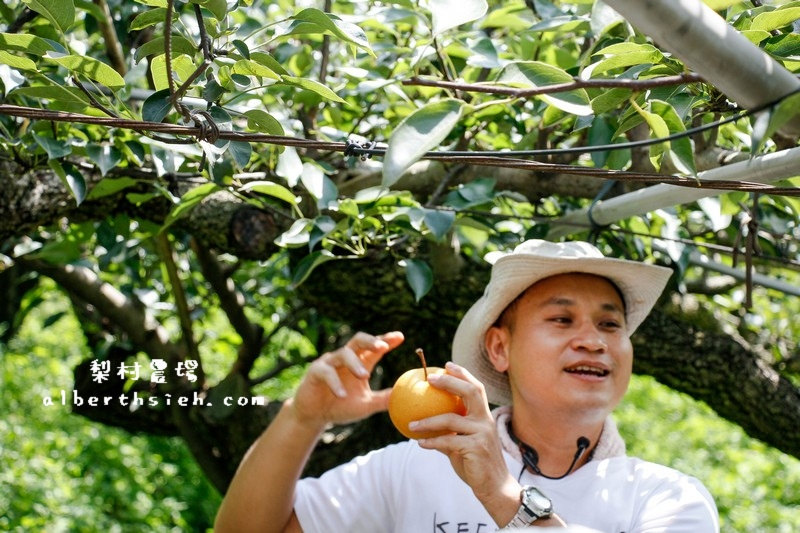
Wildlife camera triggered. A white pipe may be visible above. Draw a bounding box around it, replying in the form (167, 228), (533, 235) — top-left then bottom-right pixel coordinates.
(546, 146), (800, 239)
(604, 0), (800, 135)
(688, 251), (800, 297)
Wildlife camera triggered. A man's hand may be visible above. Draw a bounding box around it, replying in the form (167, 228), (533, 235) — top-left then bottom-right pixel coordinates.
(288, 331), (405, 430)
(409, 361), (524, 525)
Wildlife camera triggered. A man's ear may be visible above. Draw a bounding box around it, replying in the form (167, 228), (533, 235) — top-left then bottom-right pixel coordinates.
(485, 326), (510, 373)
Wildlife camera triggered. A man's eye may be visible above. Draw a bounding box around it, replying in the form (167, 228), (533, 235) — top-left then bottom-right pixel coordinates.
(601, 320), (622, 329)
(550, 317), (572, 324)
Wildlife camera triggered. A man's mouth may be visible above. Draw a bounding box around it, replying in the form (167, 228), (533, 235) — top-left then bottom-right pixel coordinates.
(564, 364), (610, 377)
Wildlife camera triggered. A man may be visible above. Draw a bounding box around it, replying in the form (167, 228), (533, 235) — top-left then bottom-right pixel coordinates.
(215, 240), (719, 532)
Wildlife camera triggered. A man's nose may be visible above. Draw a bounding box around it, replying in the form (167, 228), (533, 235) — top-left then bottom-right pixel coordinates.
(570, 324), (608, 352)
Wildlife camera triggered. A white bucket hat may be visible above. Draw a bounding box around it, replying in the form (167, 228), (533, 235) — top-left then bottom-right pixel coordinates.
(451, 239), (673, 406)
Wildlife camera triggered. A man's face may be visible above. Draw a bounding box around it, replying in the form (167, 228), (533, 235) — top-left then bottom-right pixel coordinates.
(485, 273), (633, 421)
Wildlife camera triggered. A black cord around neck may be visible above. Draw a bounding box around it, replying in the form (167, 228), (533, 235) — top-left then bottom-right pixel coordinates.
(507, 421), (591, 481)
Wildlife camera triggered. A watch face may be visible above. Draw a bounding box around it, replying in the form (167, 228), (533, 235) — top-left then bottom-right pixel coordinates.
(524, 486), (553, 515)
(529, 490), (551, 509)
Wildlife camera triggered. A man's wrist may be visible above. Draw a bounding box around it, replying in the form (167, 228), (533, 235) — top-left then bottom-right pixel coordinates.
(476, 476), (522, 528)
(498, 485), (554, 529)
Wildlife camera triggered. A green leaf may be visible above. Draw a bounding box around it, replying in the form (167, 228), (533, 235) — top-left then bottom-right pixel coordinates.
(591, 88), (631, 115)
(44, 52), (125, 90)
(288, 8), (374, 56)
(126, 192), (159, 205)
(141, 88), (173, 122)
(239, 180), (298, 207)
(228, 141), (252, 168)
(130, 8), (170, 31)
(740, 29), (771, 45)
(590, 42), (664, 74)
(249, 51), (289, 76)
(383, 99), (465, 187)
(0, 33), (56, 55)
(301, 163), (338, 208)
(702, 0), (741, 10)
(650, 100), (696, 176)
(276, 147), (303, 186)
(498, 61), (592, 116)
(33, 133), (71, 159)
(22, 0), (74, 34)
(478, 4), (531, 31)
(430, 0), (488, 36)
(86, 144), (123, 177)
(528, 15), (588, 33)
(751, 92), (800, 153)
(281, 76), (346, 104)
(0, 50), (37, 71)
(764, 33), (800, 59)
(191, 0), (227, 21)
(444, 177), (496, 208)
(403, 258), (433, 302)
(337, 198), (359, 217)
(160, 183), (220, 232)
(422, 208), (455, 240)
(87, 177), (138, 200)
(751, 7), (800, 32)
(133, 35), (197, 63)
(630, 99), (670, 171)
(149, 54), (195, 91)
(74, 0), (106, 21)
(231, 39), (250, 59)
(276, 218), (312, 247)
(292, 249), (336, 287)
(10, 85), (90, 104)
(231, 59), (281, 80)
(309, 215), (336, 250)
(588, 116), (613, 168)
(49, 160), (86, 206)
(243, 109), (284, 135)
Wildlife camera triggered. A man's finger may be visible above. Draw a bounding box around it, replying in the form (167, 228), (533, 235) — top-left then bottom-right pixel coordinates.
(346, 331), (404, 367)
(427, 362), (488, 415)
(310, 360), (347, 398)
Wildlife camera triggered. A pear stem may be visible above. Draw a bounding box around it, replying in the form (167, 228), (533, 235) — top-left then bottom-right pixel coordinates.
(416, 348), (428, 381)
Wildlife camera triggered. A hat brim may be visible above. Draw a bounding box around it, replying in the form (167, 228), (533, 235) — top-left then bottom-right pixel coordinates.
(451, 253), (672, 406)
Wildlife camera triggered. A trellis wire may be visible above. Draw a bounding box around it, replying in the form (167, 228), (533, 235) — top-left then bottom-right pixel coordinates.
(0, 103), (798, 197)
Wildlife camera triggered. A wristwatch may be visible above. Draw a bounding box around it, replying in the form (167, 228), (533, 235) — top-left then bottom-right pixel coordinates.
(503, 485), (553, 528)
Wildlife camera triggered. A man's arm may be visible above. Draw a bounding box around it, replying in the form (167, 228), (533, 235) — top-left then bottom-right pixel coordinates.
(214, 332), (405, 533)
(214, 399), (324, 533)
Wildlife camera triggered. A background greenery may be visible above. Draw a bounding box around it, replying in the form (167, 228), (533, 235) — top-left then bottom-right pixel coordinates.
(3, 288), (798, 532)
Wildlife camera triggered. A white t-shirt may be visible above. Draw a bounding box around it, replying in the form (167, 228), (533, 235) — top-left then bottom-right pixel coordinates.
(294, 440), (718, 533)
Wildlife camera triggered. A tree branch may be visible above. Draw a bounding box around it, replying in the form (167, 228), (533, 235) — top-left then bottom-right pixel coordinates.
(191, 238), (264, 378)
(18, 258), (186, 370)
(402, 72), (706, 98)
(155, 233), (204, 383)
(6, 7), (36, 33)
(93, 0), (127, 76)
(634, 305), (800, 459)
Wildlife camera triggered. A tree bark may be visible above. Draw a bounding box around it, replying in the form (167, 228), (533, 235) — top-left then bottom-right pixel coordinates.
(633, 305), (800, 458)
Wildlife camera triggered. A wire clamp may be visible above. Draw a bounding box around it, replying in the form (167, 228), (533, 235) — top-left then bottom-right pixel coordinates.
(344, 139), (377, 161)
